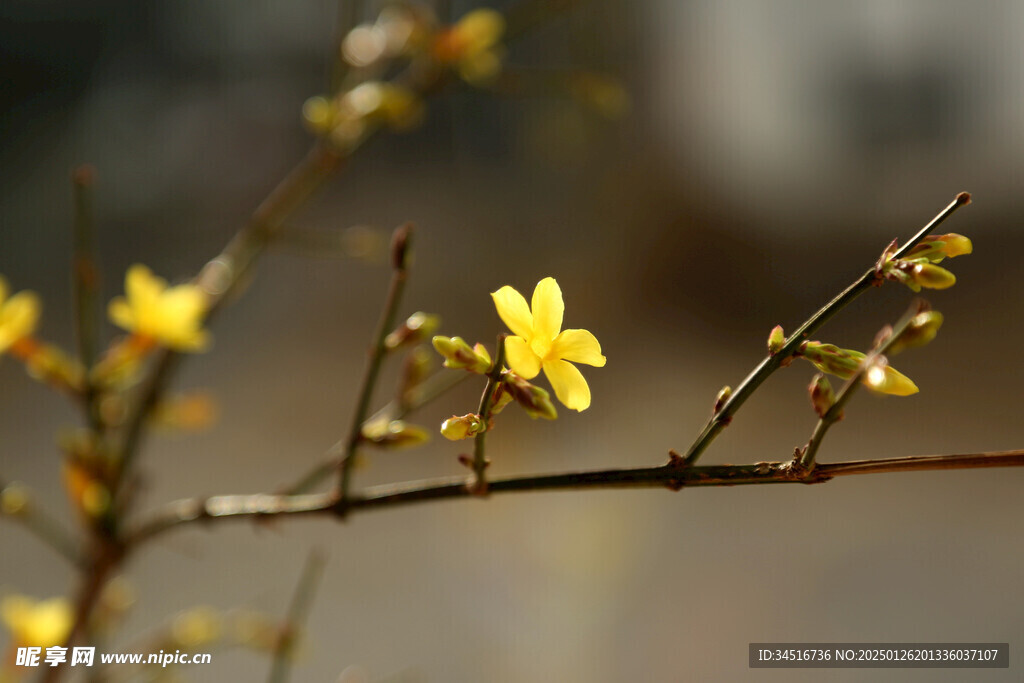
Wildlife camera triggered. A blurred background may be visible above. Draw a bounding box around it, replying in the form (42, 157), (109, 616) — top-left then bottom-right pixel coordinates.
(1, 0), (1022, 681)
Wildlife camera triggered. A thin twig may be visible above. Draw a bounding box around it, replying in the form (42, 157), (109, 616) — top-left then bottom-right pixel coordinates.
(109, 144), (344, 511)
(127, 449), (1024, 546)
(283, 369), (469, 495)
(337, 224), (414, 503)
(469, 335), (507, 494)
(267, 549), (328, 683)
(681, 192), (971, 466)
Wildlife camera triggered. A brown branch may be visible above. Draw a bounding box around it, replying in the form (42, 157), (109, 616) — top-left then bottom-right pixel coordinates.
(337, 224), (413, 503)
(127, 449), (1024, 547)
(468, 335), (507, 494)
(680, 192), (971, 467)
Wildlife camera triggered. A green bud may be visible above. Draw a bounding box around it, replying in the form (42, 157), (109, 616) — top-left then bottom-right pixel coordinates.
(799, 341), (917, 396)
(431, 336), (491, 373)
(713, 386), (732, 413)
(399, 347), (434, 400)
(488, 382), (514, 415)
(799, 342), (864, 379)
(385, 311), (442, 350)
(361, 419), (430, 448)
(889, 311), (944, 354)
(808, 373), (837, 419)
(503, 372), (558, 420)
(882, 258), (957, 292)
(440, 413), (485, 441)
(767, 325), (785, 355)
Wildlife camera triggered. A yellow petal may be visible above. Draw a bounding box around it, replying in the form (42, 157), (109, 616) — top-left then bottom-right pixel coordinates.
(1, 595), (72, 647)
(108, 297), (136, 331)
(0, 291), (41, 351)
(542, 359), (591, 411)
(863, 365), (919, 396)
(550, 328), (606, 367)
(24, 598), (72, 646)
(530, 277), (563, 345)
(491, 285), (533, 339)
(168, 329), (211, 353)
(942, 233), (972, 257)
(157, 286), (207, 343)
(504, 335), (541, 378)
(1, 595), (30, 631)
(126, 264), (162, 310)
(0, 276), (8, 304)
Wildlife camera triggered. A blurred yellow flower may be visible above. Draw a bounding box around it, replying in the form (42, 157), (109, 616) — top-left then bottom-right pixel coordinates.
(108, 265), (210, 352)
(1, 595), (72, 649)
(491, 277), (605, 411)
(0, 277), (41, 356)
(435, 8), (506, 85)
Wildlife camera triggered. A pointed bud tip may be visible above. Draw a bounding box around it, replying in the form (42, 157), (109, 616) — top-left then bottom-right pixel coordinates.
(767, 325), (785, 355)
(390, 223), (414, 270)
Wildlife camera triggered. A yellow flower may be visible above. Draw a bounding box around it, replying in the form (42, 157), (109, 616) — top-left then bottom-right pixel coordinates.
(491, 277), (606, 411)
(0, 277), (41, 356)
(1, 595), (72, 649)
(108, 265), (210, 352)
(434, 9), (506, 85)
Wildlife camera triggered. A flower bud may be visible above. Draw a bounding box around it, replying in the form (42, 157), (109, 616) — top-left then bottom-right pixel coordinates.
(172, 606), (223, 648)
(910, 262), (956, 290)
(713, 386), (731, 413)
(882, 258), (957, 292)
(0, 281), (41, 356)
(361, 419), (430, 448)
(432, 336), (491, 373)
(152, 392), (218, 432)
(889, 311), (944, 354)
(1, 482), (30, 516)
(440, 413), (485, 441)
(17, 341), (85, 394)
(503, 372), (558, 420)
(905, 233), (973, 262)
(767, 325), (785, 355)
(342, 24), (388, 68)
(800, 341), (918, 396)
(799, 342), (863, 379)
(302, 95), (336, 134)
(61, 460), (110, 519)
(385, 311), (441, 350)
(399, 347), (434, 400)
(488, 382), (514, 415)
(808, 373), (837, 419)
(863, 358), (918, 396)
